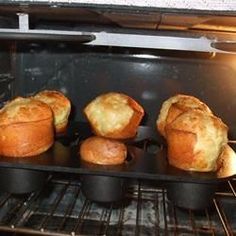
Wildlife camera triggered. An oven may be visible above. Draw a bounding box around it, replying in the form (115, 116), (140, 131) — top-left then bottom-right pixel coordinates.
(0, 2), (236, 235)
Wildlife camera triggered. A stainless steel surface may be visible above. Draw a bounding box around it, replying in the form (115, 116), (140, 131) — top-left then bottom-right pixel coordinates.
(88, 32), (222, 53)
(3, 0), (236, 11)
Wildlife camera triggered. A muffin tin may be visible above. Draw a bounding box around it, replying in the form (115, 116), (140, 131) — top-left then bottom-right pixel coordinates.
(0, 122), (235, 209)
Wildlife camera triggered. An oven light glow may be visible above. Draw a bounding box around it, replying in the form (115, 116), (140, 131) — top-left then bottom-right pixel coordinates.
(132, 54), (161, 59)
(141, 91), (157, 100)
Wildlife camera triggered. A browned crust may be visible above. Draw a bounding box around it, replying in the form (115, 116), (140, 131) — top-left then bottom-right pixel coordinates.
(35, 90), (71, 110)
(93, 96), (144, 139)
(157, 102), (184, 136)
(80, 136), (127, 165)
(167, 109), (228, 136)
(85, 93), (144, 139)
(157, 122), (166, 138)
(55, 120), (69, 135)
(157, 94), (212, 137)
(165, 110), (228, 172)
(34, 90), (71, 134)
(217, 145), (236, 177)
(166, 103), (189, 126)
(0, 118), (54, 157)
(166, 128), (198, 171)
(0, 97), (53, 126)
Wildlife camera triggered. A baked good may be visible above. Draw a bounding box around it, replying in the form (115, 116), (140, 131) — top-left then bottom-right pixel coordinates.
(165, 109), (228, 172)
(80, 136), (127, 165)
(84, 92), (144, 139)
(0, 97), (54, 157)
(34, 90), (71, 134)
(157, 94), (212, 137)
(217, 145), (236, 177)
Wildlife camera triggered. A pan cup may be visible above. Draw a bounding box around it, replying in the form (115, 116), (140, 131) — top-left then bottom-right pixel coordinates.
(0, 167), (48, 194)
(166, 181), (217, 210)
(80, 174), (127, 203)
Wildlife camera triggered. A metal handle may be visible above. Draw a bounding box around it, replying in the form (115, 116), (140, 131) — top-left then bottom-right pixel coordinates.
(211, 41), (236, 53)
(0, 13), (95, 43)
(0, 31), (95, 43)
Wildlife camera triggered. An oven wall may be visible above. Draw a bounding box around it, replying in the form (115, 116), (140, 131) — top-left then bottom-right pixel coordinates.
(0, 43), (13, 107)
(10, 42), (236, 137)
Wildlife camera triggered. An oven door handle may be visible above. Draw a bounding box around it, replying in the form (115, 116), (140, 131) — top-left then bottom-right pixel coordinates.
(0, 30), (95, 43)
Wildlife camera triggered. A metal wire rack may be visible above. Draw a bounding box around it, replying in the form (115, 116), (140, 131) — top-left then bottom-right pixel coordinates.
(0, 173), (235, 236)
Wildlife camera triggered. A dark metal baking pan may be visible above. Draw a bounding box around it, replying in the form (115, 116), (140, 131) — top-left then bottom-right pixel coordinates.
(0, 122), (234, 184)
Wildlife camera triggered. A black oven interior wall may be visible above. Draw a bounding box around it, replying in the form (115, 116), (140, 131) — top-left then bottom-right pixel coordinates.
(1, 42), (236, 137)
(0, 42), (13, 107)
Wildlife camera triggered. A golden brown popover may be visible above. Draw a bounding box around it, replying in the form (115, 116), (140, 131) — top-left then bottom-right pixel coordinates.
(80, 136), (127, 165)
(157, 94), (212, 137)
(0, 97), (54, 157)
(165, 109), (228, 172)
(34, 90), (71, 134)
(84, 92), (144, 139)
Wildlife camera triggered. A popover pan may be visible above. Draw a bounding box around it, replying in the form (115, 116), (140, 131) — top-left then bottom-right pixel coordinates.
(0, 123), (234, 203)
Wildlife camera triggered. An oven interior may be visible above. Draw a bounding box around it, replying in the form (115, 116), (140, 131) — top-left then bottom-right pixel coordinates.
(0, 4), (236, 235)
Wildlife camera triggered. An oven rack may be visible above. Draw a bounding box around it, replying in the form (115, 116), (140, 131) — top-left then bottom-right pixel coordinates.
(0, 174), (235, 236)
